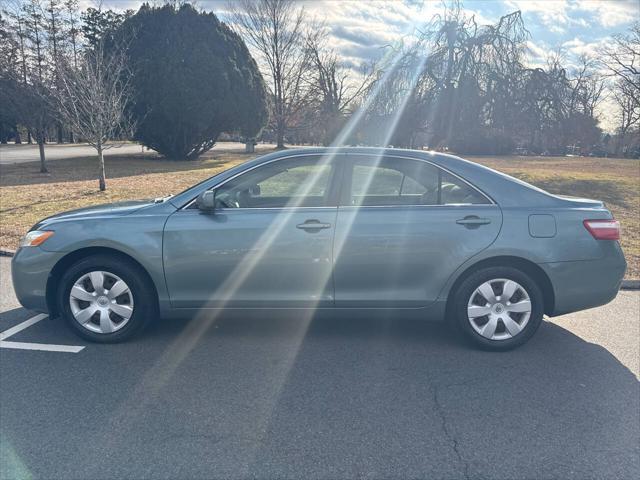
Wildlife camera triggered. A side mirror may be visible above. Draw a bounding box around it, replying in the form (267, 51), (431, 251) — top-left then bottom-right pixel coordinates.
(196, 190), (216, 212)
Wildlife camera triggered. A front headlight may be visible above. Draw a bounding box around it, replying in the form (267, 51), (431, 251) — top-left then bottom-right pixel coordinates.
(19, 230), (54, 248)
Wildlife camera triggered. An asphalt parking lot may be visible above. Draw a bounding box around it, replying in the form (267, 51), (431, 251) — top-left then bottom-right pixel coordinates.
(1, 257), (638, 479)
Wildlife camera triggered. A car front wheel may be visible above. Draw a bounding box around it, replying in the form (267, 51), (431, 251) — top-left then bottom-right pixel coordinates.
(452, 266), (544, 350)
(57, 254), (156, 343)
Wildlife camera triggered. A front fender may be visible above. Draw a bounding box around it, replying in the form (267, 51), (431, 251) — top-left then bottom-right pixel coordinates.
(40, 212), (171, 310)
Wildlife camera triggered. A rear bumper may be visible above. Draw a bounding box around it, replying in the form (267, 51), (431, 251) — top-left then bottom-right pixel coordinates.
(541, 243), (627, 316)
(11, 247), (64, 313)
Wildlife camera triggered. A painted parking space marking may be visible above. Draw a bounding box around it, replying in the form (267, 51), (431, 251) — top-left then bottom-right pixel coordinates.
(0, 340), (85, 353)
(0, 314), (85, 353)
(0, 313), (48, 340)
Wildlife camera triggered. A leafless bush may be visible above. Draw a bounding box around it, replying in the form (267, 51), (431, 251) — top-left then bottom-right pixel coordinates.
(53, 41), (134, 190)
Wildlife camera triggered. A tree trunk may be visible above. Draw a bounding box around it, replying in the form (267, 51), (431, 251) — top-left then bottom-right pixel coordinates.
(98, 143), (106, 191)
(56, 124), (63, 143)
(245, 140), (255, 153)
(276, 120), (286, 149)
(615, 125), (629, 157)
(27, 130), (32, 144)
(38, 136), (47, 173)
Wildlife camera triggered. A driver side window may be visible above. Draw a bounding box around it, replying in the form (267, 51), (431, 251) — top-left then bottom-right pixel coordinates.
(214, 158), (334, 209)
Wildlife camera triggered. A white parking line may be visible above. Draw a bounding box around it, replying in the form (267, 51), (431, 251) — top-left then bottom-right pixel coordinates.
(0, 314), (85, 353)
(0, 313), (48, 340)
(0, 340), (85, 353)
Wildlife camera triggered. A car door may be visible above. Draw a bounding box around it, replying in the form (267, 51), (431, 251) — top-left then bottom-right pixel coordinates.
(163, 155), (340, 308)
(333, 154), (502, 307)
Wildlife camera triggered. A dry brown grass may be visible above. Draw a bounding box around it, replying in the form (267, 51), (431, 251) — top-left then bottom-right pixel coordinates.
(1, 150), (638, 278)
(0, 148), (263, 252)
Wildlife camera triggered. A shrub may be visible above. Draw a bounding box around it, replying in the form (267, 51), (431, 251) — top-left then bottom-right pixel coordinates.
(118, 3), (268, 160)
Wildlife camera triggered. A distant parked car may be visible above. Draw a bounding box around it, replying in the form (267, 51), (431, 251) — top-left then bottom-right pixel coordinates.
(12, 148), (626, 350)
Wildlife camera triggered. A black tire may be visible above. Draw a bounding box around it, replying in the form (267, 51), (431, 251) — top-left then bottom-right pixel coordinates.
(57, 254), (157, 343)
(451, 266), (544, 351)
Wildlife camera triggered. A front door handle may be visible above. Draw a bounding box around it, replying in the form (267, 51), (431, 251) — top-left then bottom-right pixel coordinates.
(296, 219), (332, 231)
(456, 216), (491, 227)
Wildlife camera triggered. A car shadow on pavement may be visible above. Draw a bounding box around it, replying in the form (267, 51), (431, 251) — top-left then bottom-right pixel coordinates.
(1, 311), (638, 480)
(145, 313), (640, 479)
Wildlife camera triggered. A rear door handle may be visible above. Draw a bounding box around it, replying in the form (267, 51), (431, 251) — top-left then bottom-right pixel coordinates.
(456, 216), (491, 227)
(296, 219), (332, 231)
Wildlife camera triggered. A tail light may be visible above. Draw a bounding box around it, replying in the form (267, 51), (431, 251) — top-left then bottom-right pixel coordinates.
(583, 219), (620, 240)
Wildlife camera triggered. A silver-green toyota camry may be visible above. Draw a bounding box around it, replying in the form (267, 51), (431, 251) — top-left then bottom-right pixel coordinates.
(11, 148), (626, 350)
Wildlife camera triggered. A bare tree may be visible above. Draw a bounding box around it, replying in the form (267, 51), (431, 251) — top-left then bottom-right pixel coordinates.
(23, 0), (47, 82)
(612, 79), (640, 155)
(23, 0), (51, 153)
(3, 3), (29, 87)
(359, 8), (532, 151)
(63, 0), (79, 142)
(52, 41), (134, 191)
(64, 0), (79, 68)
(601, 23), (640, 99)
(2, 3), (51, 165)
(305, 27), (373, 145)
(601, 23), (640, 155)
(568, 54), (605, 118)
(228, 0), (310, 148)
(45, 0), (66, 143)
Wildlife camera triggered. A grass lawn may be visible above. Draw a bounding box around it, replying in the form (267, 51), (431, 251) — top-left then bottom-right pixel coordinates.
(1, 149), (638, 279)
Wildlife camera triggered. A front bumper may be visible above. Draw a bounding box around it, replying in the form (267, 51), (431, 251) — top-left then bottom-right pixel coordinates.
(11, 247), (65, 313)
(541, 243), (627, 316)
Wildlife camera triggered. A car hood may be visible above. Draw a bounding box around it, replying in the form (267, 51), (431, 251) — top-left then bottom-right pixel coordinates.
(33, 200), (155, 229)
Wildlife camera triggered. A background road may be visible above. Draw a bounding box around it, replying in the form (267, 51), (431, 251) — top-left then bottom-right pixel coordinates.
(0, 142), (276, 165)
(0, 256), (638, 479)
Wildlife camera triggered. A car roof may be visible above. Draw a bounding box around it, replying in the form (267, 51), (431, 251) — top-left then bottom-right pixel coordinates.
(170, 147), (563, 209)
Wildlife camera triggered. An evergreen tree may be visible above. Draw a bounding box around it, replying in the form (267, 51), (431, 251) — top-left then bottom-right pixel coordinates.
(81, 7), (131, 49)
(116, 3), (268, 160)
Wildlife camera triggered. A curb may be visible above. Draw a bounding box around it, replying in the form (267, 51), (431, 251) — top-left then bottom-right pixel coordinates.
(622, 280), (640, 290)
(0, 247), (638, 289)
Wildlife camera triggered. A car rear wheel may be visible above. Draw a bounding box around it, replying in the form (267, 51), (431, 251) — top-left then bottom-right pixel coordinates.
(452, 266), (544, 350)
(57, 255), (156, 343)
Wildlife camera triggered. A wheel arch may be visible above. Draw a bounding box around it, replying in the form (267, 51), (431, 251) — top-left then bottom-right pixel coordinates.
(46, 246), (159, 317)
(445, 255), (555, 317)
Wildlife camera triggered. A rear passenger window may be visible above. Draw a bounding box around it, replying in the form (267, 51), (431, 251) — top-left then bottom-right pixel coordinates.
(349, 157), (490, 206)
(440, 171), (490, 205)
(350, 161), (437, 206)
(351, 165), (427, 198)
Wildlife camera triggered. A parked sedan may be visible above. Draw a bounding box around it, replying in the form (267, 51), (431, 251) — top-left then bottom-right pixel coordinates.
(12, 148), (626, 350)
